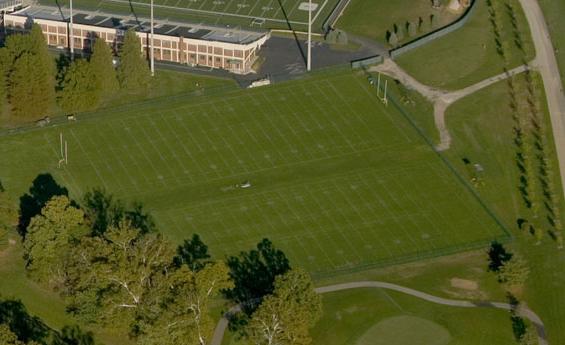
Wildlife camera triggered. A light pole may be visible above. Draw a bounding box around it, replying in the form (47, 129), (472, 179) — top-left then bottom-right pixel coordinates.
(69, 0), (74, 60)
(307, 0), (312, 71)
(150, 0), (155, 76)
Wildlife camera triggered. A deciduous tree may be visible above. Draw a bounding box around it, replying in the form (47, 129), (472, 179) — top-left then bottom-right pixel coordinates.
(23, 195), (85, 286)
(173, 234), (211, 271)
(246, 268), (322, 345)
(498, 254), (529, 288)
(140, 262), (233, 345)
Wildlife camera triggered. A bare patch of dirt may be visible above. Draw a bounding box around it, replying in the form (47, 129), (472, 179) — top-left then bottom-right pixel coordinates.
(450, 278), (479, 290)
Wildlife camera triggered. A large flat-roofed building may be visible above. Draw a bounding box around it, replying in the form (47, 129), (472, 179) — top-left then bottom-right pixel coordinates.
(3, 6), (270, 74)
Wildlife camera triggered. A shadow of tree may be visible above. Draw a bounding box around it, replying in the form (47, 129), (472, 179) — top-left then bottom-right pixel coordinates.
(18, 174), (68, 237)
(52, 325), (95, 345)
(0, 298), (51, 343)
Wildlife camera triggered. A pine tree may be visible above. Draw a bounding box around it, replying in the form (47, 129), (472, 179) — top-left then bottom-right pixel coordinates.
(408, 21), (417, 37)
(117, 29), (151, 91)
(5, 24), (55, 119)
(90, 38), (118, 97)
(59, 59), (101, 114)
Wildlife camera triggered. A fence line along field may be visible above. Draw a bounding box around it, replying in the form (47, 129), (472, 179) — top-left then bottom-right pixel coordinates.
(42, 0), (339, 30)
(0, 70), (507, 274)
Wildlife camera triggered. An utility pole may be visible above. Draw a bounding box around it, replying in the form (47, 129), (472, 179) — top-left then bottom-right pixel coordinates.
(150, 0), (155, 76)
(69, 0), (74, 60)
(307, 0), (312, 71)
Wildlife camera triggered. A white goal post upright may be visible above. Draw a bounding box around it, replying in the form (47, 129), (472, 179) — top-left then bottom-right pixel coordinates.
(307, 0), (312, 71)
(60, 132), (64, 158)
(65, 140), (68, 165)
(375, 73), (388, 106)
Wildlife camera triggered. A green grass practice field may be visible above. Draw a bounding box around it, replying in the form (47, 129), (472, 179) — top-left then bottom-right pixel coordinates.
(0, 69), (507, 274)
(41, 0), (338, 30)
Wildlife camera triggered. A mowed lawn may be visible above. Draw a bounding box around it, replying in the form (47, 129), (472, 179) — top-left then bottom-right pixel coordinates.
(43, 0), (338, 30)
(0, 70), (507, 274)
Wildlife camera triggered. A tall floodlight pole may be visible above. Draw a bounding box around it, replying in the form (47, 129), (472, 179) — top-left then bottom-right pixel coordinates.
(70, 0), (74, 60)
(306, 0), (312, 71)
(150, 0), (155, 76)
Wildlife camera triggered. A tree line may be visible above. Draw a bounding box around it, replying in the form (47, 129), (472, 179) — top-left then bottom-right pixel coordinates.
(0, 25), (151, 120)
(1, 174), (322, 345)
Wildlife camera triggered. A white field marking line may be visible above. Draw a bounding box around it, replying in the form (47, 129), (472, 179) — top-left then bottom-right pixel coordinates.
(305, 186), (365, 263)
(198, 0), (212, 11)
(383, 168), (440, 247)
(100, 126), (145, 193)
(274, 189), (339, 268)
(135, 118), (179, 186)
(288, 86), (347, 155)
(102, 0), (309, 24)
(303, 185), (365, 263)
(341, 176), (396, 258)
(118, 118), (166, 187)
(285, 104), (330, 159)
(258, 0), (276, 18)
(225, 120), (264, 173)
(174, 0), (182, 7)
(163, 157), (426, 219)
(328, 178), (390, 262)
(68, 128), (110, 190)
(355, 170), (417, 254)
(310, 0), (328, 23)
(262, 95), (316, 160)
(152, 115), (193, 179)
(246, 0), (262, 16)
(257, 93), (306, 155)
(406, 164), (461, 247)
(209, 102), (254, 174)
(326, 79), (397, 148)
(160, 112), (201, 183)
(293, 233), (328, 272)
(271, 0), (287, 19)
(313, 83), (375, 149)
(350, 76), (416, 144)
(176, 111), (206, 153)
(198, 111), (239, 176)
(373, 169), (424, 252)
(105, 124), (150, 192)
(399, 172), (450, 249)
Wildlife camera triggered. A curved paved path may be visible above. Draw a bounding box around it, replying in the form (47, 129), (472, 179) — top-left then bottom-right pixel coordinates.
(370, 59), (529, 151)
(211, 281), (547, 345)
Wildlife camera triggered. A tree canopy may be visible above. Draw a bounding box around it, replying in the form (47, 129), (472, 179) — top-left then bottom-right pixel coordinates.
(224, 239), (290, 314)
(173, 234), (211, 271)
(58, 59), (101, 114)
(246, 268), (322, 345)
(23, 195), (86, 286)
(90, 38), (118, 97)
(117, 29), (150, 91)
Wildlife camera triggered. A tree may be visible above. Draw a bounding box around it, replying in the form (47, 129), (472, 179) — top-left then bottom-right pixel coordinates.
(224, 239), (290, 314)
(18, 174), (68, 236)
(117, 29), (150, 91)
(5, 24), (55, 119)
(23, 195), (85, 286)
(65, 222), (173, 326)
(90, 38), (118, 97)
(0, 324), (26, 345)
(246, 268), (322, 345)
(58, 59), (101, 114)
(140, 262), (233, 345)
(487, 241), (512, 272)
(52, 325), (95, 345)
(173, 234), (211, 271)
(395, 24), (404, 41)
(82, 188), (155, 236)
(388, 31), (399, 47)
(498, 255), (530, 288)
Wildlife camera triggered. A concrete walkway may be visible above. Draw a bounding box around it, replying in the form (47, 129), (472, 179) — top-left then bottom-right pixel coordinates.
(517, 0), (565, 206)
(370, 59), (529, 151)
(211, 281), (547, 345)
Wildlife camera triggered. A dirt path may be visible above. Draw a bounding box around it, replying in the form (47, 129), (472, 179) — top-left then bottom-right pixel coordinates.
(370, 59), (529, 151)
(516, 0), (565, 205)
(211, 280), (547, 345)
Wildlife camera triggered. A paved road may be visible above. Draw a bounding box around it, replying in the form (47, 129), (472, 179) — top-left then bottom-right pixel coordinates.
(517, 0), (565, 203)
(211, 281), (547, 345)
